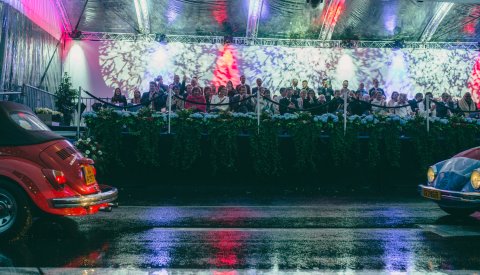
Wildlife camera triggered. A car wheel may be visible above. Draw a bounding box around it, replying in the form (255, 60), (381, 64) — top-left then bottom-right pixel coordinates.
(0, 180), (33, 242)
(439, 206), (476, 216)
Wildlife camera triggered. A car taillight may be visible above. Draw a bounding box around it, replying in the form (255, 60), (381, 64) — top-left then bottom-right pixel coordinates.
(42, 169), (66, 189)
(55, 173), (67, 185)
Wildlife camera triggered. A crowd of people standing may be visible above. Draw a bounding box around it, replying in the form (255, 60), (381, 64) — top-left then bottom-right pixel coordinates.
(108, 74), (478, 118)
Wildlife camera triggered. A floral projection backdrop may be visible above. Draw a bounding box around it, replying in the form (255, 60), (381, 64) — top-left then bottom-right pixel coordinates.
(97, 40), (480, 101)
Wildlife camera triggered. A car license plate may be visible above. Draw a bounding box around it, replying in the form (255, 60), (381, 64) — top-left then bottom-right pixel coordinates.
(83, 166), (96, 185)
(422, 188), (441, 200)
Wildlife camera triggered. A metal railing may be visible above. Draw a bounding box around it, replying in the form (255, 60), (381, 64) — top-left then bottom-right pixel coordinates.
(0, 85), (24, 103)
(23, 84), (57, 111)
(0, 91), (22, 102)
(1, 85), (112, 112)
(77, 96), (111, 112)
(1, 84), (475, 140)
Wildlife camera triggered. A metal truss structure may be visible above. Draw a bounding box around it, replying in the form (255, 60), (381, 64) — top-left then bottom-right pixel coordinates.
(318, 0), (342, 41)
(420, 3), (454, 42)
(246, 0), (264, 39)
(73, 32), (480, 50)
(133, 0), (150, 34)
(54, 0), (72, 33)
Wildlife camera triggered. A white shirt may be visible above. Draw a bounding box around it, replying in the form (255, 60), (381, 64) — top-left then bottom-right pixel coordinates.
(394, 102), (410, 117)
(211, 95), (229, 111)
(371, 99), (386, 114)
(297, 97), (305, 109)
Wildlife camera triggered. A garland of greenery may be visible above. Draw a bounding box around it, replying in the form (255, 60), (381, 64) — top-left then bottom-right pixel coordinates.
(81, 110), (480, 177)
(83, 108), (125, 167)
(250, 118), (282, 176)
(131, 108), (165, 166)
(447, 116), (479, 156)
(367, 127), (381, 169)
(206, 113), (240, 174)
(169, 110), (202, 170)
(287, 113), (317, 171)
(383, 123), (402, 168)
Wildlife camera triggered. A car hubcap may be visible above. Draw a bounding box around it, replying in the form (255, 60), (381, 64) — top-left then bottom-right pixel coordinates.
(0, 190), (17, 234)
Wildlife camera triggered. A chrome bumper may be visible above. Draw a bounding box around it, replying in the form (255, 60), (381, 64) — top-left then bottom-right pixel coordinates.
(419, 185), (480, 204)
(51, 185), (118, 208)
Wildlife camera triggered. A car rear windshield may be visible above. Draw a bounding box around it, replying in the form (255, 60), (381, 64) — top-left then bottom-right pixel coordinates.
(10, 112), (50, 131)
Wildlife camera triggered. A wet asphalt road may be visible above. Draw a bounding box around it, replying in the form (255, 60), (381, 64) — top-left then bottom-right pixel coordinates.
(2, 196), (480, 272)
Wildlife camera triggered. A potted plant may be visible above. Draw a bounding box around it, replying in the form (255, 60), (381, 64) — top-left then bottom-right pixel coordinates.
(35, 108), (63, 126)
(55, 73), (77, 126)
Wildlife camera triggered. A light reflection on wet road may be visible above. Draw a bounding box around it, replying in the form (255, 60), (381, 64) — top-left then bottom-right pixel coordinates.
(2, 199), (480, 272)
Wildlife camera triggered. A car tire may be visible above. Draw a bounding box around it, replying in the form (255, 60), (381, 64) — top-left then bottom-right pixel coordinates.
(0, 179), (33, 242)
(440, 206), (476, 216)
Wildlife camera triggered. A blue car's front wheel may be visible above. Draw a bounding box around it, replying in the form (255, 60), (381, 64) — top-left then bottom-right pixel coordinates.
(440, 206), (477, 216)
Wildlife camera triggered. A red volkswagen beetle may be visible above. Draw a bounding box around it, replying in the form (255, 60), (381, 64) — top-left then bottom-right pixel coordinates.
(0, 101), (118, 241)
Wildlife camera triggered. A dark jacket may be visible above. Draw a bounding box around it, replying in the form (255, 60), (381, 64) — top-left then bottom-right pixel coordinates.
(252, 86), (263, 95)
(313, 102), (329, 115)
(368, 87), (385, 97)
(279, 97), (299, 115)
(349, 99), (370, 115)
(436, 101), (454, 118)
(303, 98), (318, 110)
(141, 91), (166, 111)
(408, 99), (419, 113)
(111, 95), (127, 106)
(328, 97), (343, 113)
(231, 94), (254, 113)
(236, 84), (251, 94)
(318, 87), (334, 101)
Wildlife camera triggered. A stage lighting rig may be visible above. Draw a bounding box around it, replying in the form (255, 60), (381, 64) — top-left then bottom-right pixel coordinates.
(340, 40), (354, 48)
(224, 35), (233, 44)
(155, 33), (167, 43)
(392, 39), (405, 49)
(306, 0), (323, 8)
(69, 30), (82, 40)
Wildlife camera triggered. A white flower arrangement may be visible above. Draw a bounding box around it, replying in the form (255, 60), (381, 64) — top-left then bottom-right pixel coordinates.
(35, 107), (63, 117)
(75, 137), (104, 161)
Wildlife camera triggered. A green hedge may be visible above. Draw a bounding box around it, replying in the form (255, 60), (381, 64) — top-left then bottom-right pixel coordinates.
(81, 108), (480, 178)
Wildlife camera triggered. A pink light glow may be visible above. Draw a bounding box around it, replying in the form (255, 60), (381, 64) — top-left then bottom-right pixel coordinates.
(464, 22), (476, 35)
(468, 53), (480, 107)
(5, 0), (63, 40)
(321, 0), (345, 29)
(212, 0), (228, 24)
(463, 6), (480, 36)
(212, 44), (241, 87)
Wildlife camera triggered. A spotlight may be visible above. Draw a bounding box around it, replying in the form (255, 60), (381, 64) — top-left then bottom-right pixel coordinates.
(306, 0), (323, 8)
(224, 35), (233, 44)
(69, 30), (82, 40)
(392, 39), (405, 49)
(340, 40), (353, 49)
(155, 33), (167, 43)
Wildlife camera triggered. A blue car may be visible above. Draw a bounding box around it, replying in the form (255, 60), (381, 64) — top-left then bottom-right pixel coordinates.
(419, 147), (480, 216)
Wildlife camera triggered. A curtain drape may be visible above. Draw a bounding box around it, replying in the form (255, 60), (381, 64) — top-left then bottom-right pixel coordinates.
(0, 2), (61, 93)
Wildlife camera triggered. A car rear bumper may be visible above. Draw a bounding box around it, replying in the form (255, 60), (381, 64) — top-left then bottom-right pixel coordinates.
(419, 184), (480, 206)
(50, 185), (118, 208)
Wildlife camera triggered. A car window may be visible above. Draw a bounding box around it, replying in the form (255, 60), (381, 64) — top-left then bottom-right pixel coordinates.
(10, 112), (50, 131)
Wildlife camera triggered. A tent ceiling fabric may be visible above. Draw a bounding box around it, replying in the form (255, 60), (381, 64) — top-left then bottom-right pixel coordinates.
(61, 0), (480, 41)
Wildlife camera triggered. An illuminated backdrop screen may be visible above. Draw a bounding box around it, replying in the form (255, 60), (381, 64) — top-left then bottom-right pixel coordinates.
(63, 40), (480, 101)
